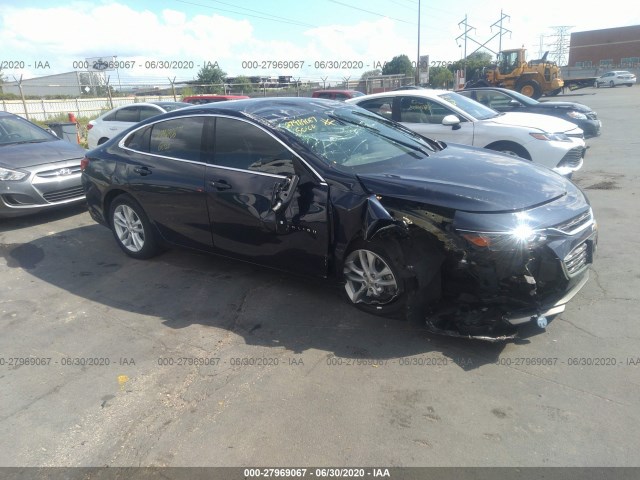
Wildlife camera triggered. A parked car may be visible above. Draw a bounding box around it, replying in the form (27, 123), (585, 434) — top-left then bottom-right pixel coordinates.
(458, 86), (601, 138)
(87, 101), (190, 149)
(0, 111), (87, 218)
(311, 89), (365, 101)
(595, 71), (636, 88)
(392, 85), (427, 91)
(347, 89), (586, 177)
(81, 98), (597, 338)
(182, 95), (250, 105)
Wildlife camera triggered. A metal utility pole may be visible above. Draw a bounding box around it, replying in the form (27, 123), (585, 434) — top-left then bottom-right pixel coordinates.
(456, 15), (475, 82)
(491, 10), (511, 53)
(547, 26), (573, 66)
(416, 0), (421, 85)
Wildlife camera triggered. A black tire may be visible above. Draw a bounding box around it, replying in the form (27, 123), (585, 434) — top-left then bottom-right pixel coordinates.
(97, 137), (109, 145)
(609, 80), (615, 88)
(109, 194), (159, 259)
(516, 80), (542, 99)
(342, 239), (409, 316)
(486, 141), (531, 160)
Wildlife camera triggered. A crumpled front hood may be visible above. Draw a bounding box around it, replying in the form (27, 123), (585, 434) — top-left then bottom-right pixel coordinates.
(488, 111), (580, 133)
(356, 144), (569, 213)
(0, 139), (86, 168)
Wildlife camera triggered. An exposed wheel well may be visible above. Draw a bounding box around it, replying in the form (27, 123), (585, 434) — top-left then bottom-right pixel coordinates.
(485, 141), (531, 160)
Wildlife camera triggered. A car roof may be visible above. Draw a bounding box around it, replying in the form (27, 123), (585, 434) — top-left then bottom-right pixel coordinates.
(313, 89), (361, 93)
(346, 89), (450, 101)
(142, 97), (354, 123)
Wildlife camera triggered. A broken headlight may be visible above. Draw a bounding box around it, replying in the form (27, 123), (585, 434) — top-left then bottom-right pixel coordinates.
(458, 222), (548, 251)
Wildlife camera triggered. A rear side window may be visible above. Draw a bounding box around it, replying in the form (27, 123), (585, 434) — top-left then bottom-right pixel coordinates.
(148, 117), (205, 161)
(123, 125), (152, 152)
(139, 106), (161, 121)
(113, 107), (140, 122)
(357, 97), (394, 120)
(212, 117), (295, 176)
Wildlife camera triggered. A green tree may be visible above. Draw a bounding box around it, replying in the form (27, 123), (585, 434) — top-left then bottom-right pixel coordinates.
(196, 63), (227, 94)
(382, 55), (415, 78)
(231, 75), (255, 93)
(453, 51), (493, 82)
(360, 68), (381, 80)
(428, 67), (454, 89)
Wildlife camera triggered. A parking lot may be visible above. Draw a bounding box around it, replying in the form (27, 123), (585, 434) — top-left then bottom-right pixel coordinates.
(1, 86), (639, 468)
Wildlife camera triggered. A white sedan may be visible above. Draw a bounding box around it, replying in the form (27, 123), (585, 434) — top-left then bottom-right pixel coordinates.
(87, 101), (190, 149)
(595, 71), (636, 88)
(346, 89), (586, 176)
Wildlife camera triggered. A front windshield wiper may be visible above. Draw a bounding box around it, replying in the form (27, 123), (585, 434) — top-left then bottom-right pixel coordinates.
(328, 113), (434, 157)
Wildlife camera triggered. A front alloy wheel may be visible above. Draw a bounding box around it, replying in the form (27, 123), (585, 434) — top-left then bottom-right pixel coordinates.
(343, 248), (399, 306)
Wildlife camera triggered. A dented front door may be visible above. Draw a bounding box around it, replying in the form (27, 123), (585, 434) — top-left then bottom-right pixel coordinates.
(204, 116), (330, 277)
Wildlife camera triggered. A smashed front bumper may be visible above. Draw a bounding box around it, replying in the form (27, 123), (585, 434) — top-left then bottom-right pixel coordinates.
(428, 207), (598, 341)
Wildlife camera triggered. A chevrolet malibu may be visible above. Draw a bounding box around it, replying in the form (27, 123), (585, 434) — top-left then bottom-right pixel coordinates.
(81, 98), (597, 338)
(347, 89), (586, 177)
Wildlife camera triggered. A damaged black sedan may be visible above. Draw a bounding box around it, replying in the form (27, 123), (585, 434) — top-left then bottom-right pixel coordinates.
(81, 98), (597, 339)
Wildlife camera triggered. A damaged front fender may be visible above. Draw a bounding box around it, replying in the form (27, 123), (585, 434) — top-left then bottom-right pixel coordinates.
(362, 195), (409, 241)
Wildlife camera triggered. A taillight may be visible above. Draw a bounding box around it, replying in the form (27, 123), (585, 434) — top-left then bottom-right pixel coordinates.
(80, 157), (89, 171)
(86, 123), (93, 130)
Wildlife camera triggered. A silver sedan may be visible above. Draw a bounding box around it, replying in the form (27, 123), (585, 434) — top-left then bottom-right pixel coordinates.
(0, 111), (87, 218)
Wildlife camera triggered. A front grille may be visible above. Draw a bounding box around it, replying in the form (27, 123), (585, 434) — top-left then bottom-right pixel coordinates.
(42, 186), (85, 203)
(566, 132), (584, 139)
(564, 241), (590, 276)
(553, 210), (593, 235)
(557, 147), (585, 168)
(37, 165), (82, 178)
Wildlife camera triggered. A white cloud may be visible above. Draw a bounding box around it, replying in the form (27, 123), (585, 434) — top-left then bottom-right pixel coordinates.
(0, 2), (422, 84)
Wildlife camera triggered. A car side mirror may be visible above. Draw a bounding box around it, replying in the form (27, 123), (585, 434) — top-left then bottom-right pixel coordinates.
(442, 115), (462, 130)
(272, 174), (299, 212)
(508, 100), (521, 107)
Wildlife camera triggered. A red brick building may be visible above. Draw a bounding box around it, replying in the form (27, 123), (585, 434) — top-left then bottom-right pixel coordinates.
(569, 25), (640, 68)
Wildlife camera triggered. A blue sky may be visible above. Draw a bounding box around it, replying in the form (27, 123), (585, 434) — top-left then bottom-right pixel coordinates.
(1, 0), (638, 86)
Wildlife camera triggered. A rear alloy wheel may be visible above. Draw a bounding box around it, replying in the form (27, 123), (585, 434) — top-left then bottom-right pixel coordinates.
(109, 195), (159, 259)
(343, 241), (406, 315)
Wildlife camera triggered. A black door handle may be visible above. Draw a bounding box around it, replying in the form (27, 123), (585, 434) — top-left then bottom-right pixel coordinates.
(133, 166), (152, 176)
(209, 180), (232, 190)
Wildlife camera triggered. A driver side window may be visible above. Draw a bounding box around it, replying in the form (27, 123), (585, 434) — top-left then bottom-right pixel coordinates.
(399, 97), (456, 124)
(212, 117), (296, 176)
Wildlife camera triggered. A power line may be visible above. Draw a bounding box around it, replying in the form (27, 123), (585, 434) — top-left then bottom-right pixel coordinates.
(327, 0), (416, 25)
(174, 0), (320, 29)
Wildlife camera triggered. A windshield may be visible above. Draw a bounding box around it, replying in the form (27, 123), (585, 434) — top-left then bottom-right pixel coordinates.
(0, 115), (56, 146)
(438, 92), (500, 120)
(499, 89), (540, 106)
(270, 106), (438, 173)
